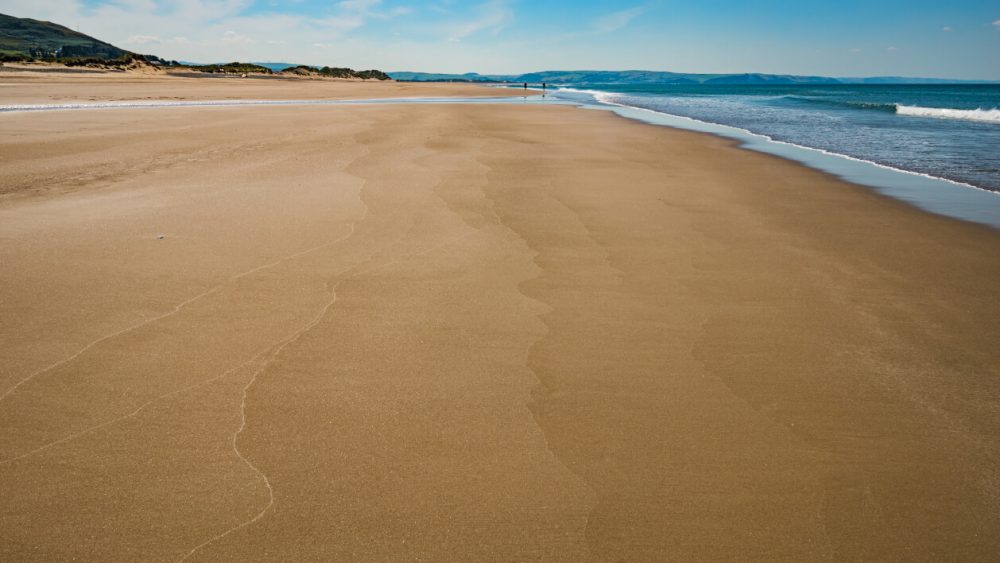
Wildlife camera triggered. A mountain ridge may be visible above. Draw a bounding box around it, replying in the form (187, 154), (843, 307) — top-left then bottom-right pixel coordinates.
(0, 12), (128, 60)
(388, 69), (997, 85)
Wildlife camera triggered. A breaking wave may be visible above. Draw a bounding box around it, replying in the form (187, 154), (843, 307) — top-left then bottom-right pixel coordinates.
(895, 105), (1000, 123)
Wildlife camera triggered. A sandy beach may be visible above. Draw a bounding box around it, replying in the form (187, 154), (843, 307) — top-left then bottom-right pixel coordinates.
(0, 67), (503, 105)
(1, 75), (999, 561)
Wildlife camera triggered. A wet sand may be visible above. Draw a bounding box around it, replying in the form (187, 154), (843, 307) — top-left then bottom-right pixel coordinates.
(1, 77), (999, 561)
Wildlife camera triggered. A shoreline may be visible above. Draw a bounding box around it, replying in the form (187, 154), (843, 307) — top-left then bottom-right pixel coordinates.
(602, 103), (1000, 230)
(552, 87), (1000, 229)
(1, 79), (998, 560)
(0, 69), (503, 104)
(2, 78), (997, 230)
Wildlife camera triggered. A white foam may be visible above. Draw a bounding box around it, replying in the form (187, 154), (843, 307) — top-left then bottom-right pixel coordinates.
(0, 95), (552, 114)
(0, 97), (440, 113)
(573, 91), (997, 196)
(0, 99), (292, 112)
(896, 105), (1000, 124)
(556, 87), (614, 100)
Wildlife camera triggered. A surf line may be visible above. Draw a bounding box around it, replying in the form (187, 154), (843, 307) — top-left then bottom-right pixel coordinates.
(0, 96), (554, 114)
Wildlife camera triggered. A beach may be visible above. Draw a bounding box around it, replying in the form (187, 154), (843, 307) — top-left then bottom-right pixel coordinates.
(1, 75), (999, 561)
(0, 67), (502, 105)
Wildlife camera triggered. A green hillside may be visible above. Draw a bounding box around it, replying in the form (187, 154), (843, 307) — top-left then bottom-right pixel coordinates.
(281, 65), (390, 80)
(0, 13), (129, 60)
(0, 13), (393, 78)
(185, 62), (273, 75)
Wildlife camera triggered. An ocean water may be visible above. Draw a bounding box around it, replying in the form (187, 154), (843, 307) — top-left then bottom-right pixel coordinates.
(554, 84), (1000, 193)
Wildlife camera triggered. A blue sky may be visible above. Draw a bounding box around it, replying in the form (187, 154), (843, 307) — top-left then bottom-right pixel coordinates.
(2, 0), (999, 78)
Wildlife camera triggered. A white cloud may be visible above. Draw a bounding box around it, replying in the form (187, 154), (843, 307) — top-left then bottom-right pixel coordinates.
(593, 6), (645, 34)
(887, 46), (898, 52)
(336, 0), (380, 13)
(310, 0), (411, 37)
(332, 0), (407, 20)
(314, 13), (367, 34)
(112, 0), (158, 11)
(993, 20), (1000, 29)
(153, 0), (253, 22)
(0, 0), (84, 22)
(446, 0), (513, 42)
(124, 34), (162, 44)
(221, 30), (254, 45)
(942, 26), (952, 32)
(0, 0), (417, 64)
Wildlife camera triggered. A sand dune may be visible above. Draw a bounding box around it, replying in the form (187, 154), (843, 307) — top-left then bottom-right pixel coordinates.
(1, 79), (998, 561)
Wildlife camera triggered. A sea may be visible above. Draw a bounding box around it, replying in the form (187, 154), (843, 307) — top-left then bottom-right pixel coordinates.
(556, 84), (1000, 190)
(548, 84), (1000, 228)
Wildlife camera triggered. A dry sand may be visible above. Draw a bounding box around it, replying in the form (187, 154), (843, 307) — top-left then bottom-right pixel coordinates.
(1, 77), (998, 561)
(0, 67), (503, 105)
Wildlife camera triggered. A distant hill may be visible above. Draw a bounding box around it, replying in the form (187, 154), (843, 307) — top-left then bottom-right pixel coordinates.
(280, 65), (390, 80)
(389, 70), (841, 84)
(837, 76), (993, 85)
(702, 73), (840, 85)
(388, 71), (503, 83)
(519, 70), (843, 84)
(0, 12), (128, 60)
(389, 71), (504, 82)
(0, 14), (390, 78)
(389, 69), (994, 85)
(183, 62), (274, 74)
(252, 62), (299, 72)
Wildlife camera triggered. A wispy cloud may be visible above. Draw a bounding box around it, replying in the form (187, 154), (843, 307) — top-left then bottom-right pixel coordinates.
(0, 0), (416, 64)
(123, 34), (162, 44)
(157, 0), (254, 22)
(447, 0), (513, 42)
(336, 0), (380, 13)
(113, 0), (158, 12)
(593, 6), (645, 34)
(942, 26), (952, 32)
(335, 0), (408, 20)
(993, 19), (1000, 29)
(314, 0), (389, 35)
(221, 29), (254, 45)
(887, 46), (898, 52)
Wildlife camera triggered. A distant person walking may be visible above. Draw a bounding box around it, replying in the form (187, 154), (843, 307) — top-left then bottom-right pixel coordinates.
(523, 82), (528, 90)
